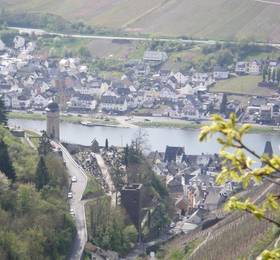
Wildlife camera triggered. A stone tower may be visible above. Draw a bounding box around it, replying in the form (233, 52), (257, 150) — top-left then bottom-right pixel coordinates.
(46, 100), (60, 140)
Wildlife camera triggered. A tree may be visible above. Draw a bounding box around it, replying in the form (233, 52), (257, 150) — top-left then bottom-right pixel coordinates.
(38, 131), (51, 156)
(268, 68), (272, 81)
(220, 93), (228, 116)
(35, 157), (49, 190)
(262, 68), (267, 82)
(272, 68), (276, 82)
(78, 46), (91, 60)
(131, 128), (149, 154)
(0, 139), (16, 181)
(199, 114), (280, 259)
(0, 96), (8, 125)
(105, 138), (109, 150)
(124, 144), (129, 167)
(276, 68), (280, 85)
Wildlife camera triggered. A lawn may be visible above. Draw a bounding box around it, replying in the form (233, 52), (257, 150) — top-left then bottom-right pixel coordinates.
(210, 75), (276, 96)
(8, 112), (119, 126)
(82, 175), (103, 200)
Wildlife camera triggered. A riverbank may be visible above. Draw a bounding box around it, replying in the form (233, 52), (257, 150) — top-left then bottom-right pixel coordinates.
(8, 111), (119, 127)
(134, 119), (280, 133)
(8, 111), (280, 133)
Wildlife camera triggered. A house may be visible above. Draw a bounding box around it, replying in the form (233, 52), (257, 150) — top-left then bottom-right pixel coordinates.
(167, 175), (185, 195)
(173, 72), (189, 86)
(248, 60), (261, 75)
(113, 81), (131, 96)
(247, 97), (267, 115)
(68, 94), (96, 112)
(11, 94), (31, 109)
(258, 105), (272, 124)
(164, 146), (185, 163)
(33, 94), (49, 109)
(143, 51), (168, 65)
(159, 85), (176, 101)
(3, 94), (12, 108)
(79, 79), (103, 96)
(235, 61), (248, 75)
(213, 66), (229, 80)
(100, 91), (127, 113)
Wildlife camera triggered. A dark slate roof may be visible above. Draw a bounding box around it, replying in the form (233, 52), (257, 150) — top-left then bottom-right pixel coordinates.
(45, 100), (59, 112)
(263, 141), (273, 158)
(164, 146), (185, 163)
(213, 66), (229, 72)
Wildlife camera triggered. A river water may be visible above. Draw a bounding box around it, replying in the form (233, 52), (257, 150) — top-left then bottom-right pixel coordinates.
(9, 118), (280, 154)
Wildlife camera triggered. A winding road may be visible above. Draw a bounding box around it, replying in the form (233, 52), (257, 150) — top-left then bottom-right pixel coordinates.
(59, 144), (88, 260)
(9, 26), (280, 48)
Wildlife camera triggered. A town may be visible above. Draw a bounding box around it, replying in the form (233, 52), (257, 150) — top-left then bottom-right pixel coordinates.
(1, 33), (280, 128)
(1, 30), (280, 259)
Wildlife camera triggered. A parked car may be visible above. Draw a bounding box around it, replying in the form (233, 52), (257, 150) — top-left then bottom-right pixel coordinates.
(67, 192), (73, 198)
(70, 208), (75, 216)
(71, 176), (77, 183)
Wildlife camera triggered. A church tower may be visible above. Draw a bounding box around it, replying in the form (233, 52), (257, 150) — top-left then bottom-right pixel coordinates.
(46, 100), (60, 140)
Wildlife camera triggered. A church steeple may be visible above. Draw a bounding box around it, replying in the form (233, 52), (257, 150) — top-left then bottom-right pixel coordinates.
(263, 141), (273, 158)
(45, 99), (60, 140)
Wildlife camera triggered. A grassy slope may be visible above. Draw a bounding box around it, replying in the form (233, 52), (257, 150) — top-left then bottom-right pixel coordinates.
(210, 75), (276, 96)
(1, 0), (280, 41)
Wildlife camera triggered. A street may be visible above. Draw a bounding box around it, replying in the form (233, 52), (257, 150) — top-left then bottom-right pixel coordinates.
(59, 144), (88, 260)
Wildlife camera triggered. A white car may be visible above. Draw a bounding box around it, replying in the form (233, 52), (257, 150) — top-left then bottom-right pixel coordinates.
(67, 192), (73, 199)
(71, 176), (77, 183)
(69, 208), (75, 216)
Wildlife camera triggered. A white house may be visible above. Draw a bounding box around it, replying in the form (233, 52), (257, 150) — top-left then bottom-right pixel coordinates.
(213, 66), (229, 80)
(173, 72), (189, 85)
(3, 94), (12, 108)
(235, 62), (248, 74)
(248, 61), (261, 75)
(160, 86), (176, 100)
(100, 92), (127, 112)
(33, 94), (49, 109)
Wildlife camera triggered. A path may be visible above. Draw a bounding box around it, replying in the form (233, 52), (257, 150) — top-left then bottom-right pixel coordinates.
(59, 144), (88, 260)
(9, 26), (280, 48)
(253, 0), (280, 6)
(94, 153), (116, 207)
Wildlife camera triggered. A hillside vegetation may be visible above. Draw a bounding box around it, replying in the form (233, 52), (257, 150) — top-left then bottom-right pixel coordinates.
(0, 126), (75, 259)
(0, 0), (280, 41)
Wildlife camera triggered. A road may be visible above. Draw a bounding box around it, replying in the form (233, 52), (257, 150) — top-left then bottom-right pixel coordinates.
(59, 144), (88, 260)
(253, 0), (280, 6)
(9, 26), (280, 48)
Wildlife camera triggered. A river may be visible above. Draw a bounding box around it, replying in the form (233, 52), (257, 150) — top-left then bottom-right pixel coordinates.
(9, 118), (280, 155)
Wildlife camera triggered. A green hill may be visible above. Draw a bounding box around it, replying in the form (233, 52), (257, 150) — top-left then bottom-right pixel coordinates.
(0, 126), (75, 259)
(0, 0), (280, 41)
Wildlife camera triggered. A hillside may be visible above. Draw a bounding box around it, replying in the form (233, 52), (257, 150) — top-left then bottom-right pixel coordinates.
(159, 183), (280, 260)
(0, 126), (75, 259)
(0, 0), (280, 41)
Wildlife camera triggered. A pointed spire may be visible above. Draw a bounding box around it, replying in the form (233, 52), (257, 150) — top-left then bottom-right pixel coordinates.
(263, 141), (273, 158)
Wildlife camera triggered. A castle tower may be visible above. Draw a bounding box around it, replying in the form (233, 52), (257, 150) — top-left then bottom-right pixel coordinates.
(46, 100), (60, 140)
